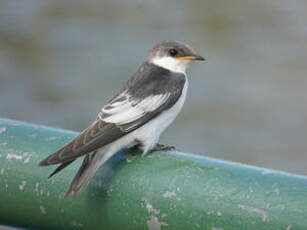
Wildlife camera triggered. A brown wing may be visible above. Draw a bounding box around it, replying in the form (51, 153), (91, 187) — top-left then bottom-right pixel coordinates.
(39, 63), (186, 168)
(39, 119), (125, 166)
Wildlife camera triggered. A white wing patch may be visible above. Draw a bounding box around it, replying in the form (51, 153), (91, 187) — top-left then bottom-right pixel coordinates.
(99, 92), (170, 125)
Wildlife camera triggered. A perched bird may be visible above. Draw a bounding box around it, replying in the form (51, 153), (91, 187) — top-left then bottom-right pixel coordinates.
(39, 41), (205, 196)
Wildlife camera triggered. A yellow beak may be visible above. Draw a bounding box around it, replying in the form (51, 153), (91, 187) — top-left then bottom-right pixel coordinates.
(176, 55), (206, 61)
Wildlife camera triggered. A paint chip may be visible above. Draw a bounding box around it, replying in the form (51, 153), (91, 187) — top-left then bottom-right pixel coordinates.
(40, 205), (47, 215)
(146, 202), (160, 215)
(6, 153), (23, 160)
(71, 220), (84, 228)
(162, 191), (176, 199)
(238, 204), (268, 221)
(142, 198), (160, 215)
(19, 181), (27, 190)
(211, 227), (223, 230)
(23, 157), (30, 164)
(0, 127), (7, 134)
(147, 216), (168, 230)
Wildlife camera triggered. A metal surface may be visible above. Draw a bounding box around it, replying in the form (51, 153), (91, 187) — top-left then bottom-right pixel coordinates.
(0, 118), (306, 230)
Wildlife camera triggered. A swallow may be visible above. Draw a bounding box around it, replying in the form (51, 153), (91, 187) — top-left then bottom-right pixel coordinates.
(39, 41), (205, 196)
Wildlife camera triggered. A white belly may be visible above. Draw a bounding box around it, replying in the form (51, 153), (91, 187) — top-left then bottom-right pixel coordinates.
(124, 78), (188, 152)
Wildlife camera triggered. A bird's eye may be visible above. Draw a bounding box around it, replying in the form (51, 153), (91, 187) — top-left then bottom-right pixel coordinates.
(169, 49), (178, 56)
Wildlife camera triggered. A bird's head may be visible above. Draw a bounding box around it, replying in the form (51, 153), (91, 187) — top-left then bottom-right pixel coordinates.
(148, 41), (205, 73)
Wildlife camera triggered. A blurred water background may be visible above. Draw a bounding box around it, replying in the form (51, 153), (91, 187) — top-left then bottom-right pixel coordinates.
(1, 0), (307, 180)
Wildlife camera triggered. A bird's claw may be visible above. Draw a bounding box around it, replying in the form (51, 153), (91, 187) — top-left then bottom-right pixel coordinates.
(151, 144), (176, 152)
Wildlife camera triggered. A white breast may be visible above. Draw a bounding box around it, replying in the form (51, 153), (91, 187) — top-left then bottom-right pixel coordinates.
(128, 76), (189, 152)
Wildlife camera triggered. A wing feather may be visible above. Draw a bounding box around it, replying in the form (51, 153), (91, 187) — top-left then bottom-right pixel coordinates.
(39, 62), (186, 167)
(39, 119), (125, 165)
(101, 93), (170, 125)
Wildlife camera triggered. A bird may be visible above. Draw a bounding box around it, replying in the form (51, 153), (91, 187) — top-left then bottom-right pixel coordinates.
(39, 41), (205, 196)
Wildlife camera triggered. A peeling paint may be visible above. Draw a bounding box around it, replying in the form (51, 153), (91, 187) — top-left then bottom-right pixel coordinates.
(6, 153), (23, 160)
(71, 220), (84, 228)
(39, 205), (47, 215)
(34, 183), (41, 196)
(107, 185), (114, 196)
(19, 180), (27, 191)
(144, 200), (160, 215)
(286, 224), (292, 230)
(34, 183), (39, 192)
(206, 210), (222, 217)
(35, 183), (39, 189)
(211, 227), (223, 230)
(23, 156), (31, 164)
(147, 216), (168, 230)
(0, 168), (5, 174)
(162, 191), (176, 199)
(238, 204), (268, 221)
(6, 152), (34, 163)
(0, 126), (7, 134)
(142, 198), (168, 230)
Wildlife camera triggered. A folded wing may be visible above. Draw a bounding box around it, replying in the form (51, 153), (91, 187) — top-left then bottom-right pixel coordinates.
(39, 63), (186, 167)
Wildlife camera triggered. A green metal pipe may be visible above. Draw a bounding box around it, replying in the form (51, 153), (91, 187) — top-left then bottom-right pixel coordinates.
(0, 118), (306, 230)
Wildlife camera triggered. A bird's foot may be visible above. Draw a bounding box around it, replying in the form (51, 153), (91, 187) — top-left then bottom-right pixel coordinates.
(151, 143), (176, 152)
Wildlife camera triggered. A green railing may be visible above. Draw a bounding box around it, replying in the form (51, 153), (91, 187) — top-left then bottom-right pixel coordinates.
(0, 118), (306, 230)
